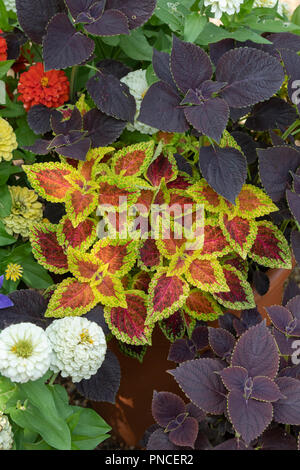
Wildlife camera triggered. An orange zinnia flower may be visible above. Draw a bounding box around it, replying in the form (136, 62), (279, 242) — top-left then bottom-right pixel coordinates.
(17, 62), (70, 111)
(0, 30), (7, 61)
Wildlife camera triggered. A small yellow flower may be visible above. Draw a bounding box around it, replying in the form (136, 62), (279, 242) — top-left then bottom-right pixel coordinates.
(5, 263), (23, 282)
(0, 117), (17, 162)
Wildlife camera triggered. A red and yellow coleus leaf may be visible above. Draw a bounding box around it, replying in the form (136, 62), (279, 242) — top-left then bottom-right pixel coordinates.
(65, 187), (98, 227)
(93, 275), (127, 308)
(77, 146), (114, 182)
(248, 220), (292, 269)
(104, 290), (153, 345)
(146, 152), (178, 187)
(233, 184), (278, 219)
(135, 189), (155, 216)
(156, 226), (186, 258)
(187, 179), (226, 213)
(167, 172), (193, 190)
(167, 249), (191, 277)
(212, 265), (255, 310)
(23, 162), (74, 203)
(185, 258), (229, 293)
(219, 213), (257, 259)
(97, 176), (140, 209)
(111, 141), (154, 177)
(146, 267), (190, 325)
(182, 310), (196, 337)
(130, 271), (151, 293)
(57, 215), (97, 251)
(159, 310), (186, 342)
(91, 238), (138, 277)
(45, 278), (99, 318)
(67, 247), (106, 283)
(221, 253), (248, 277)
(183, 289), (223, 322)
(138, 238), (162, 272)
(30, 222), (68, 274)
(197, 218), (231, 259)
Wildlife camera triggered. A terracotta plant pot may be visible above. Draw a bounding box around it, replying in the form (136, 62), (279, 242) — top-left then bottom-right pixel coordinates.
(93, 266), (293, 447)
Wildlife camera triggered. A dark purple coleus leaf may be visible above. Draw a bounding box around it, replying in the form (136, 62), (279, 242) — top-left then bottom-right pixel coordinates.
(287, 189), (300, 226)
(185, 402), (205, 422)
(184, 97), (229, 143)
(167, 326), (208, 363)
(283, 280), (300, 306)
(83, 10), (130, 36)
(231, 322), (279, 379)
(198, 145), (247, 204)
(273, 377), (300, 425)
(16, 0), (66, 44)
(245, 97), (298, 132)
(227, 389), (273, 445)
(220, 366), (248, 393)
(266, 304), (300, 336)
(261, 427), (297, 450)
(25, 139), (51, 155)
(27, 105), (54, 135)
(286, 295), (300, 321)
(152, 391), (185, 427)
(139, 81), (189, 133)
(65, 0), (96, 19)
(51, 108), (82, 135)
(218, 312), (236, 335)
(147, 429), (181, 450)
(152, 49), (177, 91)
(76, 350), (120, 403)
(87, 71), (135, 123)
(170, 36), (212, 95)
(230, 131), (258, 164)
(258, 146), (300, 202)
(1, 28), (27, 60)
(169, 358), (227, 414)
(253, 270), (270, 296)
(168, 416), (198, 448)
(273, 328), (296, 356)
(292, 170), (300, 194)
(53, 137), (91, 160)
(291, 230), (300, 266)
(96, 59), (131, 79)
(251, 376), (284, 402)
(43, 13), (95, 71)
(83, 109), (126, 147)
(208, 327), (235, 362)
(267, 32), (300, 53)
(209, 39), (235, 67)
(216, 47), (284, 108)
(214, 437), (249, 450)
(106, 0), (157, 30)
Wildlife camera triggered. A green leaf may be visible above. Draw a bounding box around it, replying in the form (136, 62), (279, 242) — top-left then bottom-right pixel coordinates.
(196, 22), (272, 45)
(146, 63), (159, 86)
(0, 60), (14, 79)
(0, 0), (9, 29)
(19, 255), (53, 289)
(155, 0), (190, 32)
(119, 30), (153, 61)
(0, 184), (11, 217)
(11, 379), (72, 450)
(69, 407), (111, 450)
(0, 220), (15, 246)
(49, 384), (74, 421)
(292, 5), (300, 26)
(0, 162), (23, 186)
(0, 94), (25, 118)
(184, 12), (207, 42)
(15, 117), (40, 147)
(241, 17), (300, 33)
(0, 375), (16, 410)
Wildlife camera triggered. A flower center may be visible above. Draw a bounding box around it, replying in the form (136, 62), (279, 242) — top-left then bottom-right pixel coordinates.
(11, 339), (33, 358)
(79, 329), (94, 345)
(41, 76), (49, 87)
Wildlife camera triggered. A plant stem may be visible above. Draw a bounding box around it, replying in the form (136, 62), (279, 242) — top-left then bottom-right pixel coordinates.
(282, 120), (300, 140)
(84, 64), (100, 73)
(70, 65), (78, 103)
(48, 372), (58, 386)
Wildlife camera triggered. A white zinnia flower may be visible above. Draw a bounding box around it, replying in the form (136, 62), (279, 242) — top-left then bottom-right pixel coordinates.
(0, 412), (13, 450)
(46, 317), (107, 383)
(3, 0), (16, 13)
(204, 0), (244, 19)
(120, 69), (158, 135)
(253, 0), (290, 16)
(0, 323), (52, 384)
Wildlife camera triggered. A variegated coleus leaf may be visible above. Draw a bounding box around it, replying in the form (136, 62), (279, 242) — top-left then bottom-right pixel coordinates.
(146, 267), (190, 325)
(248, 221), (292, 269)
(23, 161), (74, 203)
(183, 289), (223, 322)
(145, 151), (178, 187)
(185, 258), (229, 293)
(111, 141), (155, 177)
(76, 146), (115, 182)
(159, 310), (186, 343)
(233, 185), (278, 219)
(118, 342), (148, 363)
(30, 222), (68, 274)
(212, 265), (255, 310)
(104, 290), (153, 346)
(197, 217), (232, 259)
(65, 185), (98, 227)
(187, 178), (226, 213)
(219, 213), (257, 259)
(56, 215), (97, 251)
(91, 238), (138, 277)
(130, 270), (151, 293)
(97, 175), (140, 209)
(138, 238), (163, 272)
(221, 253), (248, 277)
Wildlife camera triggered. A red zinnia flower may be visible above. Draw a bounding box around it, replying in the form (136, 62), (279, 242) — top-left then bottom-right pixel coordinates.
(0, 30), (7, 62)
(17, 62), (70, 111)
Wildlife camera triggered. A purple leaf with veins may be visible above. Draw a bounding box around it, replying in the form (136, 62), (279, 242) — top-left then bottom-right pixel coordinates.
(287, 189), (300, 226)
(220, 366), (248, 393)
(84, 10), (130, 36)
(208, 327), (235, 361)
(83, 109), (126, 147)
(286, 296), (300, 321)
(251, 376), (284, 402)
(273, 377), (300, 425)
(291, 231), (300, 266)
(152, 391), (185, 428)
(168, 416), (198, 448)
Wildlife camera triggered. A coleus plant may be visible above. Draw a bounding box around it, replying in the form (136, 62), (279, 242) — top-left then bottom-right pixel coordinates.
(23, 126), (292, 352)
(145, 293), (300, 449)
